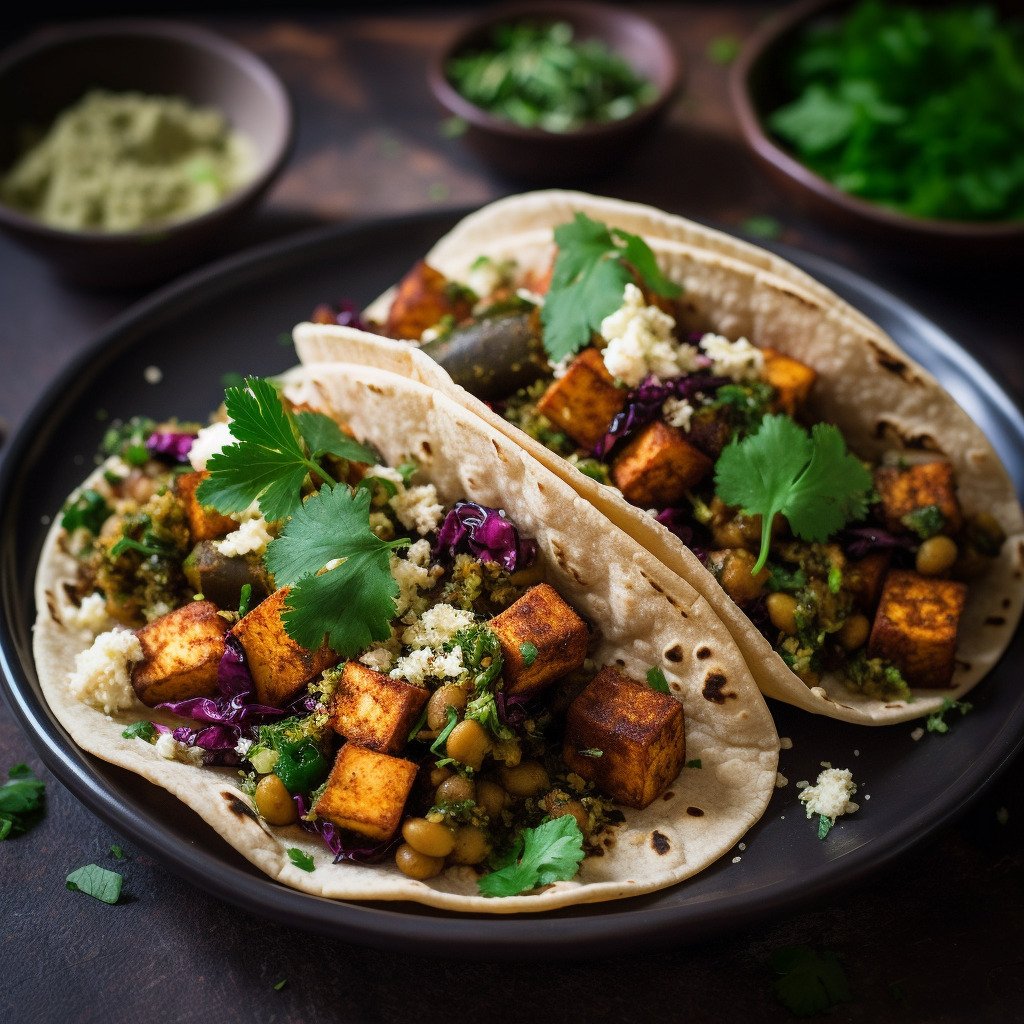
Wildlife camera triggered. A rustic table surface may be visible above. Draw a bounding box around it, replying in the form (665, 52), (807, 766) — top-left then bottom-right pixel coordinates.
(1, 6), (1021, 1023)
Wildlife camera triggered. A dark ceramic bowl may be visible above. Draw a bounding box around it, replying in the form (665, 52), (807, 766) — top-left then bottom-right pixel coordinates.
(0, 20), (294, 287)
(429, 2), (679, 181)
(730, 0), (1024, 261)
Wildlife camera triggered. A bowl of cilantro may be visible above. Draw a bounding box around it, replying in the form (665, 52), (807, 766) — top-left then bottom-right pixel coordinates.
(430, 2), (679, 181)
(731, 0), (1024, 259)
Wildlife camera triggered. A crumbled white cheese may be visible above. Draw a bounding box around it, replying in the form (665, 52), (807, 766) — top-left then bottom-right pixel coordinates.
(698, 333), (764, 381)
(155, 732), (204, 765)
(731, 856), (742, 864)
(369, 511), (395, 540)
(215, 513), (273, 558)
(365, 464), (406, 488)
(466, 256), (516, 301)
(234, 737), (253, 757)
(143, 365), (163, 385)
(188, 420), (235, 471)
(401, 603), (476, 650)
(102, 455), (134, 481)
(780, 736), (793, 750)
(775, 772), (789, 788)
(360, 646), (396, 673)
(600, 283), (698, 386)
(390, 484), (444, 536)
(910, 727), (925, 742)
(798, 767), (859, 823)
(62, 592), (112, 635)
(516, 287), (545, 308)
(551, 354), (574, 379)
(67, 628), (143, 714)
(391, 644), (465, 687)
(662, 397), (695, 431)
(391, 540), (442, 617)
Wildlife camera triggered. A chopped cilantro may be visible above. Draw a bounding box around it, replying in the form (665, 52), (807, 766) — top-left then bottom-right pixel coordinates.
(901, 504), (945, 540)
(771, 945), (852, 1017)
(926, 698), (973, 735)
(100, 416), (156, 466)
(817, 814), (833, 840)
(827, 562), (843, 594)
(541, 213), (681, 362)
(121, 721), (157, 742)
(646, 666), (670, 694)
(686, 759), (703, 769)
(740, 214), (782, 239)
(237, 583), (253, 617)
(715, 415), (872, 574)
(577, 748), (603, 758)
(109, 844), (125, 860)
(0, 764), (46, 840)
(287, 848), (315, 872)
(264, 484), (408, 655)
(60, 489), (112, 535)
(396, 462), (418, 485)
(273, 979), (288, 991)
(767, 564), (807, 593)
(66, 864), (123, 904)
(430, 706), (461, 757)
(478, 816), (585, 897)
(519, 641), (538, 666)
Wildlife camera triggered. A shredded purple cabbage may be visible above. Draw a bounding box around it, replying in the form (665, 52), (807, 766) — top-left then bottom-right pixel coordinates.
(495, 687), (531, 732)
(593, 373), (729, 459)
(145, 431), (195, 463)
(841, 525), (915, 560)
(653, 508), (709, 565)
(293, 794), (398, 864)
(744, 595), (774, 640)
(318, 300), (369, 332)
(434, 501), (538, 572)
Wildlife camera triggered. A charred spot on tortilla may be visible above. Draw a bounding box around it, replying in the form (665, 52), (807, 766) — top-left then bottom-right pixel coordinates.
(872, 418), (943, 453)
(664, 644), (684, 663)
(702, 671), (735, 704)
(419, 440), (432, 458)
(866, 339), (918, 383)
(223, 792), (259, 822)
(46, 590), (60, 623)
(695, 646), (712, 660)
(662, 790), (675, 801)
(549, 539), (586, 586)
(367, 383), (387, 396)
(1003, 598), (1012, 609)
(650, 831), (671, 855)
(687, 806), (704, 817)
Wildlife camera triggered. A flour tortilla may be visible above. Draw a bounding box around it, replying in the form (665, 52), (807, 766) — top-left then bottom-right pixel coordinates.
(296, 194), (1024, 726)
(34, 363), (778, 913)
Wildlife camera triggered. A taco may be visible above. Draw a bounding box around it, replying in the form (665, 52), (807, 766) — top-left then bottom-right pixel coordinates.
(34, 362), (778, 912)
(294, 192), (1024, 726)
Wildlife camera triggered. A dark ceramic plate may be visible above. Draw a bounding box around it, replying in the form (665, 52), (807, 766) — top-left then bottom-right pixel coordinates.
(1, 211), (1022, 960)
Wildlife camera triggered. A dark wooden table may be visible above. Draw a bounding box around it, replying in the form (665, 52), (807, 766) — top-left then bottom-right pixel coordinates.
(2, 7), (1022, 1023)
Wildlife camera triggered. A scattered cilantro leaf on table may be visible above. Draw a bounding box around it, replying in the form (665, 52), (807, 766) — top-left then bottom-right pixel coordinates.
(66, 864), (123, 904)
(110, 844), (125, 860)
(926, 698), (973, 735)
(478, 816), (585, 897)
(273, 979), (288, 991)
(715, 415), (872, 574)
(541, 213), (682, 362)
(817, 814), (833, 840)
(0, 764), (46, 840)
(265, 484), (408, 655)
(287, 848), (315, 872)
(771, 945), (851, 1017)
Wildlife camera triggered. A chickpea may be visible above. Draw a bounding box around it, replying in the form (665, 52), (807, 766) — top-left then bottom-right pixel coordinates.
(402, 817), (457, 858)
(547, 798), (590, 836)
(124, 469), (157, 503)
(838, 613), (871, 652)
(429, 764), (453, 788)
(475, 779), (508, 819)
(499, 761), (550, 798)
(254, 774), (298, 826)
(766, 592), (799, 635)
(916, 535), (958, 576)
(445, 719), (491, 771)
(395, 843), (444, 880)
(713, 548), (770, 604)
(449, 825), (491, 866)
(426, 684), (469, 731)
(436, 774), (476, 804)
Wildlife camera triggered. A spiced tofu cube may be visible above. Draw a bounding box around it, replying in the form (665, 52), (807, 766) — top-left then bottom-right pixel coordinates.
(384, 260), (473, 340)
(868, 569), (967, 687)
(131, 600), (228, 706)
(874, 462), (962, 535)
(562, 667), (686, 809)
(847, 551), (892, 614)
(761, 348), (817, 414)
(536, 347), (626, 452)
(313, 743), (417, 842)
(488, 583), (588, 695)
(611, 421), (713, 507)
(176, 471), (238, 542)
(329, 662), (429, 753)
(230, 588), (339, 707)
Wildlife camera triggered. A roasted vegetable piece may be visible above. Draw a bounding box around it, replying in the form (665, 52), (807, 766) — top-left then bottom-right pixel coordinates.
(230, 588), (339, 707)
(536, 347), (626, 451)
(847, 551), (892, 613)
(175, 471), (238, 542)
(874, 462), (962, 536)
(867, 569), (967, 687)
(710, 548), (770, 604)
(488, 583), (589, 695)
(611, 420), (713, 507)
(131, 599), (228, 706)
(383, 260), (473, 341)
(761, 348), (817, 414)
(182, 542), (273, 611)
(562, 667), (686, 809)
(329, 661), (430, 753)
(313, 743), (418, 841)
(421, 312), (550, 401)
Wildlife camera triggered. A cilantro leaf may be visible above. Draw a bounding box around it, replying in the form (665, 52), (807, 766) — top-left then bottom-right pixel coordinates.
(686, 759), (703, 769)
(293, 410), (377, 466)
(264, 485), (407, 655)
(0, 764), (46, 840)
(771, 945), (851, 1017)
(519, 641), (538, 666)
(646, 666), (670, 693)
(110, 844), (125, 860)
(121, 721), (156, 742)
(61, 489), (112, 535)
(926, 698), (973, 735)
(478, 816), (585, 897)
(287, 848), (315, 872)
(66, 864), (123, 904)
(611, 228), (682, 299)
(715, 415), (872, 574)
(817, 814), (833, 840)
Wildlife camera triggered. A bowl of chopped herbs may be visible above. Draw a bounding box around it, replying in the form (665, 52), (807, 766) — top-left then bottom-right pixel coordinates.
(430, 2), (679, 180)
(731, 0), (1024, 258)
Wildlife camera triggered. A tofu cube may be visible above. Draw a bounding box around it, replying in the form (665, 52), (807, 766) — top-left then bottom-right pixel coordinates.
(383, 260), (473, 340)
(536, 347), (626, 452)
(313, 743), (418, 841)
(176, 471), (238, 542)
(874, 462), (963, 535)
(847, 551), (892, 613)
(488, 583), (589, 695)
(562, 667), (686, 809)
(761, 348), (817, 414)
(131, 599), (228, 706)
(611, 421), (713, 507)
(230, 588), (339, 707)
(329, 662), (429, 753)
(868, 569), (967, 687)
